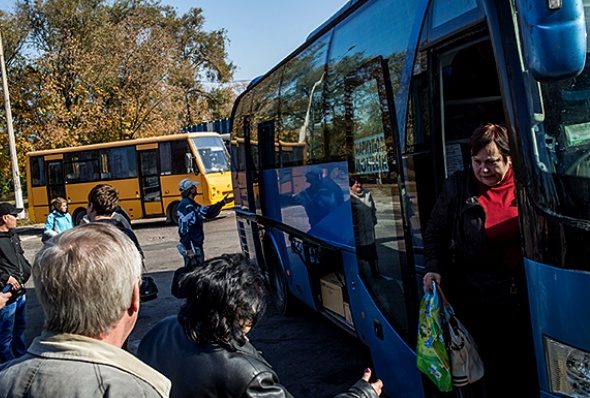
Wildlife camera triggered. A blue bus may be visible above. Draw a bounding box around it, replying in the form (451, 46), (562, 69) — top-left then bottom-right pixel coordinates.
(230, 0), (590, 396)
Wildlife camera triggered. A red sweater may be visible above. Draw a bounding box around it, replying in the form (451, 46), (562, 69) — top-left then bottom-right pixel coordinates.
(476, 167), (521, 271)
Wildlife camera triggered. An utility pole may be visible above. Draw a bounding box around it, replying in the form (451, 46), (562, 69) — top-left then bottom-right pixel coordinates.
(0, 32), (24, 218)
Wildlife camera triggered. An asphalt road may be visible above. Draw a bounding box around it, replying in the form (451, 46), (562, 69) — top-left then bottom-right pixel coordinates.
(16, 212), (373, 398)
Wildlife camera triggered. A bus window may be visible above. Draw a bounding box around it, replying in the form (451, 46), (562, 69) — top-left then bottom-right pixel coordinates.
(160, 140), (190, 175)
(280, 33), (330, 165)
(99, 146), (137, 180)
(191, 135), (230, 174)
(64, 151), (100, 183)
(30, 156), (46, 187)
(345, 58), (410, 338)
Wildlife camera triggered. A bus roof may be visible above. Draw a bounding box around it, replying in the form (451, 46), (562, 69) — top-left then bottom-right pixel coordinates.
(26, 132), (225, 157)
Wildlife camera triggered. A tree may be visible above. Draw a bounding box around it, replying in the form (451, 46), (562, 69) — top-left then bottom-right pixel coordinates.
(0, 0), (235, 196)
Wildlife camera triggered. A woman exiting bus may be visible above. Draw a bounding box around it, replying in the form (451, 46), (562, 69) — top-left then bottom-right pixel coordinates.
(422, 124), (538, 397)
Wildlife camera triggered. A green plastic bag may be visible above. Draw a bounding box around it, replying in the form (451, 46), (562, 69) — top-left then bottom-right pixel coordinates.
(416, 283), (452, 392)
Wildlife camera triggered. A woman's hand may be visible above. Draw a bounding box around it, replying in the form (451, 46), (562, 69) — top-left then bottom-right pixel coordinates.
(422, 272), (441, 293)
(362, 368), (383, 396)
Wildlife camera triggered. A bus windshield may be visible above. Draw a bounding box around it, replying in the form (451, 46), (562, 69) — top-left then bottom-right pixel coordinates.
(191, 136), (230, 174)
(534, 1), (590, 221)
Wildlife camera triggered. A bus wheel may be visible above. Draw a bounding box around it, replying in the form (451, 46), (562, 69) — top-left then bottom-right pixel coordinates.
(73, 208), (87, 226)
(265, 244), (298, 315)
(167, 202), (179, 225)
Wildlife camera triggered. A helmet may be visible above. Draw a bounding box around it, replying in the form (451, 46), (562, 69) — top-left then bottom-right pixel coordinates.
(179, 178), (199, 192)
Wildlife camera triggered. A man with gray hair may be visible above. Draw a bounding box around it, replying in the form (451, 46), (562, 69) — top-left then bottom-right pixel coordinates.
(0, 223), (170, 397)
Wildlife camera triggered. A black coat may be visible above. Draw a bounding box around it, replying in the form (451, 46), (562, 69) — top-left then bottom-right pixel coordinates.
(137, 316), (379, 398)
(0, 230), (31, 289)
(423, 170), (525, 307)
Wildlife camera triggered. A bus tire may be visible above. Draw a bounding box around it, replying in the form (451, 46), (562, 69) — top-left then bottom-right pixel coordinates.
(167, 202), (179, 225)
(73, 208), (87, 226)
(264, 241), (298, 315)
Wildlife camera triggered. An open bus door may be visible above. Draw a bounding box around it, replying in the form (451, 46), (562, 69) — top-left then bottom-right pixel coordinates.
(344, 56), (422, 396)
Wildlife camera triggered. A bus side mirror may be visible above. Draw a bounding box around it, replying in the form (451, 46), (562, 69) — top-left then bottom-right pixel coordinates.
(185, 153), (194, 174)
(515, 0), (586, 80)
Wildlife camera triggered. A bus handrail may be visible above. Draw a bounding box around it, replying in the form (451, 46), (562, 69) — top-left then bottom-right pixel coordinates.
(233, 208), (353, 253)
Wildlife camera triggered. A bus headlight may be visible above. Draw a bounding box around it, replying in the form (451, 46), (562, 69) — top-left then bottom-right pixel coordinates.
(545, 336), (590, 397)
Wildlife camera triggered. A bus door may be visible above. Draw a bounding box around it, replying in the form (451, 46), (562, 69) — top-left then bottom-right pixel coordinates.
(45, 156), (66, 206)
(137, 146), (164, 217)
(344, 57), (421, 395)
(436, 38), (505, 177)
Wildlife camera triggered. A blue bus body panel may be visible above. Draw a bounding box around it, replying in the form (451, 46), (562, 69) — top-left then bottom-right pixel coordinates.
(525, 258), (590, 393)
(343, 250), (425, 397)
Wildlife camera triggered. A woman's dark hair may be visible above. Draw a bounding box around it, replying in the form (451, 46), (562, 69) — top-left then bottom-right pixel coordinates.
(349, 176), (362, 187)
(178, 253), (266, 350)
(469, 123), (511, 160)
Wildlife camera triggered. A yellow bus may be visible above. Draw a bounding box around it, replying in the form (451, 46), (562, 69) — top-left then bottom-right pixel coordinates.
(26, 132), (233, 225)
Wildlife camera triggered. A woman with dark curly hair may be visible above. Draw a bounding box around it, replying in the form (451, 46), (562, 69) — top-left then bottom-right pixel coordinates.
(137, 253), (382, 398)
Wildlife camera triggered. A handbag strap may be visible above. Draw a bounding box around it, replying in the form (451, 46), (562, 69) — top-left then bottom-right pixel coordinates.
(434, 282), (450, 307)
(435, 283), (457, 320)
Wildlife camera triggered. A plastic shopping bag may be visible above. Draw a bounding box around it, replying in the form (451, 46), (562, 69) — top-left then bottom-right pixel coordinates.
(416, 283), (453, 392)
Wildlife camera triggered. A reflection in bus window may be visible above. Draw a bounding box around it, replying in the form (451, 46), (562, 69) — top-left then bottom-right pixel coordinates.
(346, 59), (409, 337)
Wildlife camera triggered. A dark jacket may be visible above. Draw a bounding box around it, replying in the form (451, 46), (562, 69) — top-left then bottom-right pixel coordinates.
(177, 197), (224, 250)
(0, 230), (31, 289)
(95, 218), (143, 257)
(423, 170), (523, 307)
(137, 316), (378, 398)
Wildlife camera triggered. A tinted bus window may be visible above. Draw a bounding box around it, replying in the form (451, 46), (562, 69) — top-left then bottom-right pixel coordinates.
(280, 33), (331, 166)
(30, 156), (46, 187)
(64, 151), (99, 183)
(251, 72), (282, 169)
(326, 0), (420, 159)
(99, 146), (137, 179)
(432, 0), (477, 28)
(160, 140), (190, 175)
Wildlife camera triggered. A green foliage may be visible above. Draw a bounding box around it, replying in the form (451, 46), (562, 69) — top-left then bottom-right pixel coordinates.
(0, 0), (236, 187)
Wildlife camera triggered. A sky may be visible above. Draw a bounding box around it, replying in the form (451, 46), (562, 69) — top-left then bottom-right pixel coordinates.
(2, 0), (349, 83)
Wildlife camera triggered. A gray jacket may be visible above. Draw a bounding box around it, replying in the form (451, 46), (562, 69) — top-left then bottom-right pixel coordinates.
(0, 331), (171, 398)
